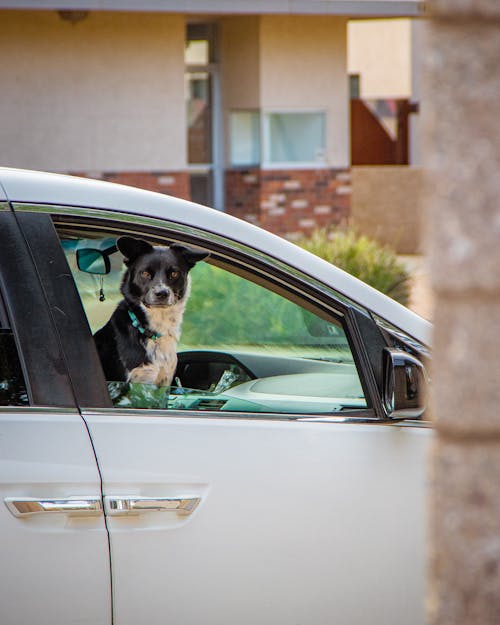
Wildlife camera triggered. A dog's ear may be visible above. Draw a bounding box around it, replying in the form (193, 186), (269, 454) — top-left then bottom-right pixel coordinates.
(117, 236), (154, 265)
(170, 243), (210, 269)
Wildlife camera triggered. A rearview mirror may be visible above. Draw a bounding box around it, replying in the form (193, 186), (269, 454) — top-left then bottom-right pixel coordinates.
(383, 348), (427, 419)
(77, 249), (111, 275)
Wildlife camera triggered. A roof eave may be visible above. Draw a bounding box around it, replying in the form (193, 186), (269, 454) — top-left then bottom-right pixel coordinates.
(0, 0), (425, 18)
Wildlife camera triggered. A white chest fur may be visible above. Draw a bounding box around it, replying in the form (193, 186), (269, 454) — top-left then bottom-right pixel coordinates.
(127, 280), (190, 387)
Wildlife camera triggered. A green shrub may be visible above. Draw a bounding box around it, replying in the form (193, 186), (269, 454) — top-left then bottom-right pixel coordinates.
(296, 228), (411, 306)
(182, 263), (336, 348)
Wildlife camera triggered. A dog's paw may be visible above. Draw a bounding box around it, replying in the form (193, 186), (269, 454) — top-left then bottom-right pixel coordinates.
(128, 364), (161, 385)
(128, 364), (173, 387)
(155, 365), (174, 387)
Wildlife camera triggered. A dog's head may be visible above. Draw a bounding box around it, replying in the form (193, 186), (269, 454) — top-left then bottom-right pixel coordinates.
(117, 236), (209, 308)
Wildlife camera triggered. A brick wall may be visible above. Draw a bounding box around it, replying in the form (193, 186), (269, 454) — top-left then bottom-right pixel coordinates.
(260, 169), (351, 239)
(224, 168), (261, 225)
(72, 170), (190, 200)
(225, 167), (351, 239)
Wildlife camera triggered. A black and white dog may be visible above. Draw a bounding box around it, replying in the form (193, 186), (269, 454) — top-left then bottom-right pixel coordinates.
(94, 236), (208, 386)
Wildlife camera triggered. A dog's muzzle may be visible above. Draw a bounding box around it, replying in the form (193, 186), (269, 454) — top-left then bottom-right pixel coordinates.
(145, 285), (176, 307)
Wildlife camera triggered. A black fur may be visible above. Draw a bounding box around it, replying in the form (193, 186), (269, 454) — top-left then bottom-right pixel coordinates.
(94, 236), (208, 382)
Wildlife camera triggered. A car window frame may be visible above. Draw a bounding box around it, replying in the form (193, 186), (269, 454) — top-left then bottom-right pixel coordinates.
(13, 202), (390, 421)
(0, 206), (79, 409)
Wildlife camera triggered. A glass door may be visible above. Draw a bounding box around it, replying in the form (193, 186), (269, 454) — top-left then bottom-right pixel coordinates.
(185, 24), (223, 210)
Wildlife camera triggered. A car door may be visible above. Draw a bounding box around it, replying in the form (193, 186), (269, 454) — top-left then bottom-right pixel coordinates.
(0, 210), (112, 625)
(15, 204), (431, 625)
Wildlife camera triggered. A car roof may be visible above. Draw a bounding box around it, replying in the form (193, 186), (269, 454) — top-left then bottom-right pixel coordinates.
(0, 167), (431, 345)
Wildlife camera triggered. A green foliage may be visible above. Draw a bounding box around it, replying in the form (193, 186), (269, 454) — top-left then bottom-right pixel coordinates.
(296, 228), (411, 305)
(181, 263), (352, 362)
(181, 263), (323, 348)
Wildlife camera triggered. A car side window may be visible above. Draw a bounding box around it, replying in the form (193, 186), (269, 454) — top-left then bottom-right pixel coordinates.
(60, 232), (368, 415)
(0, 291), (29, 406)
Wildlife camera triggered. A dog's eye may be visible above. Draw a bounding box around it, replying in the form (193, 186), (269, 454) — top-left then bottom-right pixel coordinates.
(141, 270), (152, 280)
(170, 271), (180, 280)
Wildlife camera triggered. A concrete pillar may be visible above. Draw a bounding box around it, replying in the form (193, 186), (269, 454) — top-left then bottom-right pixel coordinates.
(423, 1), (500, 624)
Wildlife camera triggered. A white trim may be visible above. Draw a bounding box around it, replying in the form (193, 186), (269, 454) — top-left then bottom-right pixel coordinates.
(187, 164), (212, 172)
(0, 1), (424, 17)
(261, 162), (330, 171)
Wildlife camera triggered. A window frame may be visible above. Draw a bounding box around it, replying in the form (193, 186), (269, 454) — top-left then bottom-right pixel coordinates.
(13, 203), (389, 421)
(262, 109), (328, 169)
(228, 108), (329, 169)
(0, 209), (80, 409)
(229, 109), (261, 167)
(0, 285), (10, 330)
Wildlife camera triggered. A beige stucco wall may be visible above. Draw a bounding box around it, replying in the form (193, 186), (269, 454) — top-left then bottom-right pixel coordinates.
(0, 10), (186, 172)
(348, 18), (412, 98)
(260, 15), (349, 168)
(351, 166), (424, 254)
(220, 16), (261, 110)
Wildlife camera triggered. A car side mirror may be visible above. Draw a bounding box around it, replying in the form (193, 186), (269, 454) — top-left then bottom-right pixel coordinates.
(76, 248), (111, 275)
(383, 348), (427, 419)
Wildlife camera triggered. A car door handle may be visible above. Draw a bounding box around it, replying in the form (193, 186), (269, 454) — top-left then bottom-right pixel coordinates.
(4, 497), (103, 517)
(104, 496), (201, 516)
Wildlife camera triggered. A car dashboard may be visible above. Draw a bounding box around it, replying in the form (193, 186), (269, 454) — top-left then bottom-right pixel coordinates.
(108, 349), (367, 414)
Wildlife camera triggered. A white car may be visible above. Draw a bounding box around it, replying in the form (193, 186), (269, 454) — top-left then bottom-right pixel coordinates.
(0, 168), (431, 625)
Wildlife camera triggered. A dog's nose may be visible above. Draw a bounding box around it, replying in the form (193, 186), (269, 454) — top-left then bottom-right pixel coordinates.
(154, 287), (170, 300)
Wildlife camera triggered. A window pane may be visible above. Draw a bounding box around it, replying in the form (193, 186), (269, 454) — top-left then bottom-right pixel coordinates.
(182, 264), (348, 358)
(230, 111), (260, 166)
(0, 291), (29, 406)
(178, 263), (367, 414)
(185, 39), (209, 65)
(61, 238), (123, 334)
(267, 112), (326, 164)
(185, 23), (214, 65)
(349, 74), (360, 99)
(190, 172), (213, 206)
(186, 72), (212, 164)
(0, 331), (29, 406)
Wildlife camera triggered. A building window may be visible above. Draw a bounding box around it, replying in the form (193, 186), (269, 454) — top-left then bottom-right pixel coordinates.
(185, 38), (209, 66)
(264, 112), (326, 166)
(349, 74), (361, 99)
(0, 290), (29, 406)
(186, 71), (212, 165)
(185, 23), (217, 207)
(229, 111), (260, 166)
